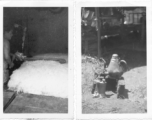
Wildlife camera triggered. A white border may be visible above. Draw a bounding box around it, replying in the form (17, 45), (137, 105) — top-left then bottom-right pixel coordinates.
(0, 0), (74, 119)
(76, 0), (152, 119)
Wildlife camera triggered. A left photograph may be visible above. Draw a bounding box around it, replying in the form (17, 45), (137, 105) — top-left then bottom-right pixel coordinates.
(3, 7), (68, 113)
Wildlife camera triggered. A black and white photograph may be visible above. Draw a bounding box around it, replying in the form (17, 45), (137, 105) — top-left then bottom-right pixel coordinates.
(3, 7), (69, 113)
(76, 0), (152, 118)
(1, 0), (152, 119)
(81, 7), (147, 113)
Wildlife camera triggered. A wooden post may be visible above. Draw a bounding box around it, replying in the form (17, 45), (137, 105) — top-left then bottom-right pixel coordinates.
(95, 8), (102, 58)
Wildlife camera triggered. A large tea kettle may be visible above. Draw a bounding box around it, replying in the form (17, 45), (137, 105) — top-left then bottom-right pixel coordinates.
(106, 54), (127, 79)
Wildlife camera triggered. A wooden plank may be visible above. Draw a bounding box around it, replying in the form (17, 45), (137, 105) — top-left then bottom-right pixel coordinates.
(5, 105), (56, 113)
(4, 98), (10, 107)
(3, 91), (15, 107)
(99, 15), (123, 19)
(5, 104), (68, 113)
(4, 93), (68, 113)
(3, 91), (14, 99)
(3, 91), (17, 111)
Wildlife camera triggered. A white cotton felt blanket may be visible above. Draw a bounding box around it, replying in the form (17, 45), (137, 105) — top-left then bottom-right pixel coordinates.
(8, 60), (68, 98)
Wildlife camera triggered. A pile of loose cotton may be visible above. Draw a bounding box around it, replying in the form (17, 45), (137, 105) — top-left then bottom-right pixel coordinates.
(8, 60), (68, 98)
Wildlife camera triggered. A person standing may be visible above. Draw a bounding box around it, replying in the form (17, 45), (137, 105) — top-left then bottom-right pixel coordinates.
(3, 26), (14, 85)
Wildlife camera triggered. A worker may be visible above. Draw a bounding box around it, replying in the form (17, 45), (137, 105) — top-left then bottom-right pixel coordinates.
(3, 25), (15, 85)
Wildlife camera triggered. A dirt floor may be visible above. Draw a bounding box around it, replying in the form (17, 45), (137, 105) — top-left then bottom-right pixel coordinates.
(82, 36), (147, 113)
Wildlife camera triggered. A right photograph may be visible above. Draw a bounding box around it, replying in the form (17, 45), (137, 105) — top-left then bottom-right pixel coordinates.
(81, 7), (146, 113)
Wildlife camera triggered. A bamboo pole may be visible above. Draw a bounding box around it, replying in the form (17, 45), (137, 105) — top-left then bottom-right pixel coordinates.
(95, 8), (102, 58)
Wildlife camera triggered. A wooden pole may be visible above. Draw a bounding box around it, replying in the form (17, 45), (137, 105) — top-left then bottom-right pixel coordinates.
(95, 8), (102, 58)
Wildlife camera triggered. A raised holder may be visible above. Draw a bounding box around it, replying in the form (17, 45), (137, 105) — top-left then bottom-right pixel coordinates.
(94, 79), (107, 98)
(117, 77), (125, 99)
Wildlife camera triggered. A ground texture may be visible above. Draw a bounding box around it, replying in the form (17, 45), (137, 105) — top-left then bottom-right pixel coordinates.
(4, 93), (68, 113)
(82, 49), (147, 113)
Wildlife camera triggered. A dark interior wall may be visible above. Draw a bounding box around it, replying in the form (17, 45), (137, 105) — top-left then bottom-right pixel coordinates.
(4, 7), (68, 56)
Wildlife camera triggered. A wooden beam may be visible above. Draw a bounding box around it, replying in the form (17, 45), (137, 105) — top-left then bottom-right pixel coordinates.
(95, 8), (102, 58)
(99, 15), (123, 19)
